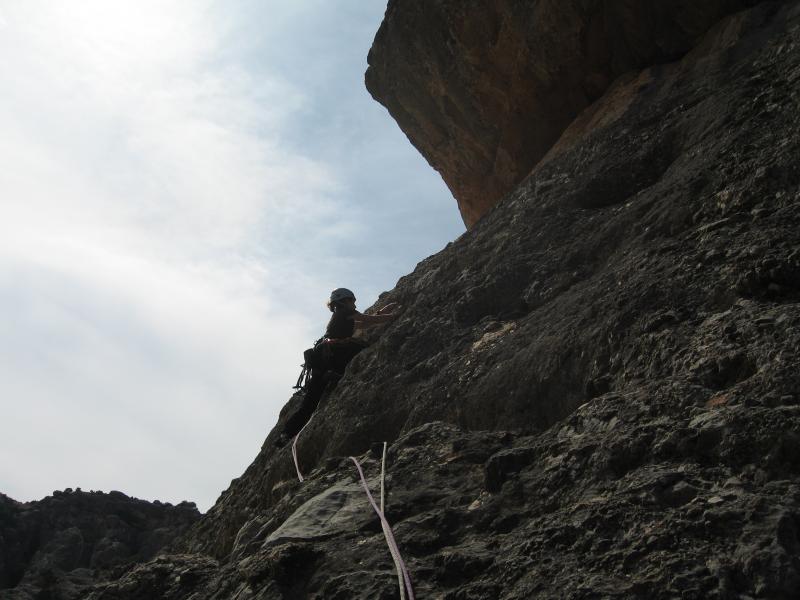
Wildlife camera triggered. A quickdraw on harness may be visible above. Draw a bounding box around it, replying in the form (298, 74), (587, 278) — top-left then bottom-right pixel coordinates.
(293, 337), (325, 391)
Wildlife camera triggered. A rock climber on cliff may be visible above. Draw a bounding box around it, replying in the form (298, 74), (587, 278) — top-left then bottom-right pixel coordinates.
(323, 287), (398, 363)
(282, 288), (400, 442)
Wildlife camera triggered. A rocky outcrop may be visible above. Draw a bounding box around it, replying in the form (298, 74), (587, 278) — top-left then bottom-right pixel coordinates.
(0, 490), (199, 599)
(366, 0), (766, 227)
(84, 2), (800, 597)
(4, 1), (800, 598)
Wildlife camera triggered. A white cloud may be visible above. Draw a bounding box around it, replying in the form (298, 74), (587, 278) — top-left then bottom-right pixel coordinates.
(0, 238), (304, 506)
(0, 1), (348, 510)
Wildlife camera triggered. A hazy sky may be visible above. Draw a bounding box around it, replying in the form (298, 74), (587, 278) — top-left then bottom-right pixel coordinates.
(0, 1), (464, 511)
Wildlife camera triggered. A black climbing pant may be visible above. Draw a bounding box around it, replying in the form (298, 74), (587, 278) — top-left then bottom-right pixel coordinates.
(283, 340), (366, 439)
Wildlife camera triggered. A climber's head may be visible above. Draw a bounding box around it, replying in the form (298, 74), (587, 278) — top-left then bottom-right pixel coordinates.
(327, 287), (356, 312)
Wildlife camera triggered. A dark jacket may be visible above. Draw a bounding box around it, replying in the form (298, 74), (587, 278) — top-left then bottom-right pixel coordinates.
(325, 306), (356, 339)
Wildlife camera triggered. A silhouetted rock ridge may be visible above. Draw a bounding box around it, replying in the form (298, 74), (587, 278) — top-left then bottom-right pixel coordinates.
(0, 490), (199, 599)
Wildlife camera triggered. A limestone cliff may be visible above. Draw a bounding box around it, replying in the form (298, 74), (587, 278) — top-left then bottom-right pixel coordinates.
(3, 1), (800, 599)
(366, 0), (766, 227)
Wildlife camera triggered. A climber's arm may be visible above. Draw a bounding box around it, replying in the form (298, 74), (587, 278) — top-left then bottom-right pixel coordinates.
(352, 310), (398, 328)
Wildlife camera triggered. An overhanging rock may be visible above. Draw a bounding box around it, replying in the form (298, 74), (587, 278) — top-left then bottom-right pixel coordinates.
(366, 0), (764, 227)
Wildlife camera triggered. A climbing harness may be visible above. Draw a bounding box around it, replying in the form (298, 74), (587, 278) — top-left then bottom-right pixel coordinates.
(351, 455), (415, 600)
(293, 364), (309, 390)
(293, 337), (325, 391)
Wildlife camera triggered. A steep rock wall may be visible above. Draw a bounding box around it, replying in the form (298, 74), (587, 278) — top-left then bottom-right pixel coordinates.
(366, 0), (764, 227)
(77, 3), (800, 597)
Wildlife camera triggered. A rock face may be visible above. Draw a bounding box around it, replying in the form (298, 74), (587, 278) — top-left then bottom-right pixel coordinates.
(80, 1), (800, 598)
(5, 1), (800, 598)
(0, 490), (199, 599)
(366, 0), (765, 227)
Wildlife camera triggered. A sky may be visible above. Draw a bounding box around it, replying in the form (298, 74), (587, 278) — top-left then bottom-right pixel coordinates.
(0, 0), (464, 512)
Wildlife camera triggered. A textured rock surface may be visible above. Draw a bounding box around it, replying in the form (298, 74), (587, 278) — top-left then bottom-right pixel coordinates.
(0, 490), (199, 599)
(367, 0), (765, 227)
(5, 1), (800, 598)
(93, 416), (800, 599)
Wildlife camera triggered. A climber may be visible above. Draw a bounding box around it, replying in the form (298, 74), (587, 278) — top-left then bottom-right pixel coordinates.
(324, 287), (398, 366)
(281, 288), (400, 442)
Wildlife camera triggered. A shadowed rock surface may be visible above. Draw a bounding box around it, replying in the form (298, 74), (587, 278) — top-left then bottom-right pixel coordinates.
(366, 0), (768, 227)
(0, 490), (199, 599)
(4, 1), (800, 598)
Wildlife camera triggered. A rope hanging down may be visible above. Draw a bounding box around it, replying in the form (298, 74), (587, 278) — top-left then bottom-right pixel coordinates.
(350, 455), (415, 600)
(289, 409), (411, 597)
(291, 413), (316, 482)
(381, 442), (407, 600)
(380, 442), (387, 513)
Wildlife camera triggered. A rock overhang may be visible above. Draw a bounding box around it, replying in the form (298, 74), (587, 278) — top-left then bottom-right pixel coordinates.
(366, 0), (766, 227)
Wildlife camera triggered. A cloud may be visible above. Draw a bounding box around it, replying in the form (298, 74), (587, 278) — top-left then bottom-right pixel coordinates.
(0, 237), (303, 507)
(0, 1), (465, 511)
(0, 1), (348, 510)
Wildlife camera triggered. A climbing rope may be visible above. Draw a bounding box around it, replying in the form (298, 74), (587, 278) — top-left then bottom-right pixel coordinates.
(291, 413), (316, 482)
(380, 441), (387, 513)
(380, 442), (407, 600)
(350, 455), (415, 600)
(290, 411), (413, 596)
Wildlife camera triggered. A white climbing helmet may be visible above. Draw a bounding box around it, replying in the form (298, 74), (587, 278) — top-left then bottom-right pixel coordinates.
(330, 287), (355, 303)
